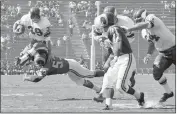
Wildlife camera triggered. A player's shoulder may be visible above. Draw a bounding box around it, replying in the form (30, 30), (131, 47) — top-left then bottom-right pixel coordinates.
(145, 14), (159, 22)
(21, 13), (31, 22)
(40, 16), (51, 26)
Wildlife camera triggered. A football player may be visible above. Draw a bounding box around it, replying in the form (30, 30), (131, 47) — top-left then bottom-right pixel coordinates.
(93, 6), (135, 72)
(93, 12), (145, 110)
(93, 6), (136, 103)
(13, 7), (52, 65)
(20, 42), (105, 94)
(125, 9), (175, 103)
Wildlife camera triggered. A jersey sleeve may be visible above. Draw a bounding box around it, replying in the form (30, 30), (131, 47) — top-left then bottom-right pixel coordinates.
(145, 14), (161, 29)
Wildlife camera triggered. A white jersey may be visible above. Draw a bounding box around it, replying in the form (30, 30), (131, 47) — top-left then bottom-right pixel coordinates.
(145, 14), (175, 51)
(20, 14), (51, 41)
(116, 15), (135, 43)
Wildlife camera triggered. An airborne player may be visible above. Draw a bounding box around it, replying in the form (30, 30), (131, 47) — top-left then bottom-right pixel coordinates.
(125, 9), (175, 102)
(13, 7), (52, 65)
(19, 42), (105, 94)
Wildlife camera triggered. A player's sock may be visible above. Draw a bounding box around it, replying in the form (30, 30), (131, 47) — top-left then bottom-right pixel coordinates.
(104, 88), (114, 107)
(161, 83), (172, 94)
(83, 79), (100, 92)
(93, 85), (101, 93)
(105, 98), (112, 107)
(94, 70), (105, 77)
(158, 77), (172, 94)
(127, 86), (141, 99)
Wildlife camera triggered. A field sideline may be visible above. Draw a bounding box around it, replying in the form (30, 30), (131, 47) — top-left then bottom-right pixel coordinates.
(1, 74), (176, 113)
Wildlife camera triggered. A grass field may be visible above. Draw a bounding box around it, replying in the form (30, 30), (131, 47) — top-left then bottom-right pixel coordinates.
(1, 74), (176, 113)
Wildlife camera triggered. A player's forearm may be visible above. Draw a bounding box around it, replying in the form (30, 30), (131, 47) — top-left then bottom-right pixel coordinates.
(128, 22), (149, 32)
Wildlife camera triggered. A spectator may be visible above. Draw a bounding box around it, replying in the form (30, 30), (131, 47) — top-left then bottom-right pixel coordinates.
(68, 18), (75, 37)
(16, 4), (21, 17)
(57, 37), (61, 47)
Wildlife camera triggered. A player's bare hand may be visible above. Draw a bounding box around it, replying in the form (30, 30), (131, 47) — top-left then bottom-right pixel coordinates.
(143, 54), (151, 64)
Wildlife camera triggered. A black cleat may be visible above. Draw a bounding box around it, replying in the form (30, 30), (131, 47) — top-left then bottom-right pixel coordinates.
(93, 94), (105, 103)
(130, 71), (136, 87)
(159, 92), (174, 103)
(137, 92), (145, 106)
(103, 105), (113, 110)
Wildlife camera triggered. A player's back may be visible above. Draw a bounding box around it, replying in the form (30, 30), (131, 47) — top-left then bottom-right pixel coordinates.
(44, 55), (69, 75)
(108, 25), (132, 55)
(145, 14), (175, 51)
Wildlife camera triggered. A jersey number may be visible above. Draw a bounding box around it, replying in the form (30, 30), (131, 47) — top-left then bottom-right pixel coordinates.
(52, 61), (63, 68)
(28, 26), (43, 36)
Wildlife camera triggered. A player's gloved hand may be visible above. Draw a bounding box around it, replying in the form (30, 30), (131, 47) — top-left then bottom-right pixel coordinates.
(143, 54), (151, 64)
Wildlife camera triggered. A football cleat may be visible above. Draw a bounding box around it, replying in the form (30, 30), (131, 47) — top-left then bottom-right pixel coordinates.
(137, 92), (145, 106)
(159, 92), (174, 103)
(93, 94), (105, 103)
(103, 105), (113, 110)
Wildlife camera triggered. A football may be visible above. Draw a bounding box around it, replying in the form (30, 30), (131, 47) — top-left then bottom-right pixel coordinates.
(13, 20), (25, 35)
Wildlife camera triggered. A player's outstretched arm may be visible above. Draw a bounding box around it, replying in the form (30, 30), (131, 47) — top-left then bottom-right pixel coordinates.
(23, 69), (48, 83)
(127, 22), (150, 32)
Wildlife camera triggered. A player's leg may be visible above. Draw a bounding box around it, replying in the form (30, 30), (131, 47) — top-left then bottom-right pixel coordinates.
(101, 62), (120, 110)
(115, 54), (145, 106)
(66, 59), (104, 93)
(153, 53), (174, 102)
(67, 71), (101, 93)
(66, 59), (105, 78)
(93, 66), (116, 103)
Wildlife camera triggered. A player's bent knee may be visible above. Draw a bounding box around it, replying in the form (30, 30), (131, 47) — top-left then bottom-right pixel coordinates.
(153, 64), (163, 81)
(116, 82), (127, 94)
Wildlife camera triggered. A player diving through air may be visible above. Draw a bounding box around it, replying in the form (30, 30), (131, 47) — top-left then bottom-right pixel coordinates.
(17, 42), (105, 94)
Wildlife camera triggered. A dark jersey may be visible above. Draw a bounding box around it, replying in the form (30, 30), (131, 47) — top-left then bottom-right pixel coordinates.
(107, 25), (132, 56)
(42, 55), (69, 75)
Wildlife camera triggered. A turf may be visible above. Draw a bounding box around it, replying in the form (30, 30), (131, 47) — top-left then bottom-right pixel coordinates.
(1, 74), (176, 113)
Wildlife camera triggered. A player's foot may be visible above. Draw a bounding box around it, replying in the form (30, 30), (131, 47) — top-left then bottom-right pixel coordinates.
(93, 94), (105, 103)
(159, 92), (174, 103)
(130, 71), (136, 87)
(137, 92), (145, 106)
(103, 105), (113, 110)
